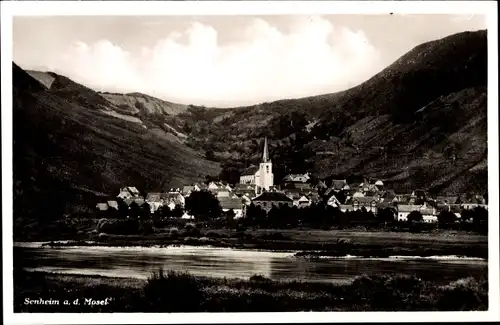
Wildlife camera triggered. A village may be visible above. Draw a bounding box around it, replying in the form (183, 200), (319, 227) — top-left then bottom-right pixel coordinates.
(95, 138), (488, 225)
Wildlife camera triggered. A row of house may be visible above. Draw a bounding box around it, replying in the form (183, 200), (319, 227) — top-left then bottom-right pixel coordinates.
(321, 178), (487, 223)
(96, 174), (487, 223)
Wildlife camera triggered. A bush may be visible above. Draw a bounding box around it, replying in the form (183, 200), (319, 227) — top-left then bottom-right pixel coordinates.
(248, 274), (273, 290)
(143, 268), (204, 312)
(169, 227), (179, 238)
(249, 274), (272, 282)
(258, 232), (289, 241)
(183, 227), (201, 237)
(97, 218), (108, 231)
(336, 238), (351, 245)
(233, 231), (252, 240)
(138, 220), (154, 234)
(349, 274), (425, 310)
(437, 277), (488, 310)
(205, 230), (222, 238)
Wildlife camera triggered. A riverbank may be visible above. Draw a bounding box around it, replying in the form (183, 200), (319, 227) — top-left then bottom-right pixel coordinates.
(34, 228), (488, 258)
(14, 270), (488, 312)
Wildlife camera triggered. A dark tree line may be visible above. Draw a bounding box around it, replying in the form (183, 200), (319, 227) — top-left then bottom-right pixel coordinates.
(242, 203), (395, 229)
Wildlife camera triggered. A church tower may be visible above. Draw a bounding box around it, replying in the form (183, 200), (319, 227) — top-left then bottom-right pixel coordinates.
(256, 137), (274, 195)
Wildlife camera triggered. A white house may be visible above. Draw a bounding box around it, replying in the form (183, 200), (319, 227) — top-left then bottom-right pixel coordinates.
(182, 184), (204, 197)
(397, 203), (437, 222)
(294, 196), (311, 208)
(145, 193), (163, 213)
(181, 212), (194, 220)
(252, 191), (293, 213)
(208, 182), (219, 190)
(219, 197), (245, 218)
(117, 186), (141, 199)
(107, 200), (119, 210)
(422, 215), (438, 223)
(461, 203), (488, 210)
(145, 192), (185, 213)
(352, 191), (365, 198)
(352, 197), (378, 214)
(282, 173), (310, 184)
(326, 194), (342, 208)
(339, 204), (353, 213)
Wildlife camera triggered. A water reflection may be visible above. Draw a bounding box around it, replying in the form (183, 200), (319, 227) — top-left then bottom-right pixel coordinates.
(15, 245), (487, 283)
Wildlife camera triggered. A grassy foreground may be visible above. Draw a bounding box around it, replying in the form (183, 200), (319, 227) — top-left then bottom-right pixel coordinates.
(15, 270), (488, 312)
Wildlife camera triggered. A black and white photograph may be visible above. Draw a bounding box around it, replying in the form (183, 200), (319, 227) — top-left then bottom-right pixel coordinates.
(2, 1), (499, 323)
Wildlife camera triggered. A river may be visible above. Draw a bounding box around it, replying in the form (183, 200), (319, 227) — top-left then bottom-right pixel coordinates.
(14, 243), (488, 283)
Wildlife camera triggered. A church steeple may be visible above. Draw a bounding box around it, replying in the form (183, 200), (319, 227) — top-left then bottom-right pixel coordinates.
(262, 137), (269, 163)
(256, 136), (273, 195)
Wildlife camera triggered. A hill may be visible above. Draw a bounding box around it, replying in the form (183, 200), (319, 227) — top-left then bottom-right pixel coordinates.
(99, 91), (189, 116)
(12, 28), (488, 241)
(13, 63), (220, 238)
(176, 30), (488, 195)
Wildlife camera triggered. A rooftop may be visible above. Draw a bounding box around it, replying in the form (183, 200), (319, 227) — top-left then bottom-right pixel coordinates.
(352, 196), (378, 204)
(219, 197), (244, 210)
(253, 191), (293, 202)
(241, 165), (260, 176)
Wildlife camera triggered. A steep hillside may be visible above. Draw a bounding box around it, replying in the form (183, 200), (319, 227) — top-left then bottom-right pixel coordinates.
(13, 63), (220, 237)
(179, 30), (488, 195)
(100, 92), (189, 116)
(26, 70), (55, 89)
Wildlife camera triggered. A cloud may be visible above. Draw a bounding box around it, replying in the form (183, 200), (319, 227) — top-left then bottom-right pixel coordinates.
(46, 16), (384, 106)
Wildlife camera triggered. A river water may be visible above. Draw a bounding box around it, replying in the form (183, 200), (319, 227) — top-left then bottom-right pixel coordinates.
(14, 243), (488, 283)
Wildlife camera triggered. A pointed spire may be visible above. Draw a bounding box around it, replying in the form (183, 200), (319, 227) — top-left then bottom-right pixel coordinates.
(262, 137), (269, 163)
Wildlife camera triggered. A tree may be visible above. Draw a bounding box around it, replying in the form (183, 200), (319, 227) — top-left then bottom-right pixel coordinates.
(437, 210), (457, 224)
(205, 149), (216, 161)
(171, 204), (184, 218)
(471, 207), (488, 227)
(185, 191), (221, 221)
(140, 202), (151, 219)
(225, 209), (236, 227)
(407, 210), (423, 223)
(267, 205), (281, 227)
(219, 167), (241, 185)
(334, 191), (348, 205)
(128, 202), (140, 219)
(246, 204), (267, 226)
(378, 208), (396, 223)
(116, 199), (129, 218)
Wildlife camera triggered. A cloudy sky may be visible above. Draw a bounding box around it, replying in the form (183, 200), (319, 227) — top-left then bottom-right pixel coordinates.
(13, 14), (486, 107)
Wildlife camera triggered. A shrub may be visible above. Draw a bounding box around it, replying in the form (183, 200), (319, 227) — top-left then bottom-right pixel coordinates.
(384, 274), (422, 294)
(143, 268), (204, 312)
(336, 238), (351, 245)
(138, 220), (154, 234)
(258, 232), (289, 240)
(248, 274), (273, 291)
(249, 274), (272, 282)
(183, 227), (201, 237)
(233, 231), (252, 240)
(205, 230), (220, 238)
(407, 211), (423, 223)
(97, 218), (108, 231)
(437, 277), (487, 310)
(169, 227), (179, 238)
